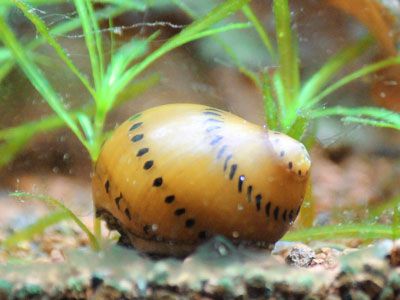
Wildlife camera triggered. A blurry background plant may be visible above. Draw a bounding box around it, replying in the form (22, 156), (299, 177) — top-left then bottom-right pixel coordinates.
(0, 0), (400, 251)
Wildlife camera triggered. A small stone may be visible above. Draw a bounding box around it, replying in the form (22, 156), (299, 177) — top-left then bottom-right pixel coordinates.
(50, 249), (64, 263)
(389, 245), (400, 267)
(285, 244), (315, 267)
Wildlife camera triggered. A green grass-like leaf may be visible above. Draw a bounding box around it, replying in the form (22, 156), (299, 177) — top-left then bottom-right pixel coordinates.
(308, 106), (400, 130)
(273, 0), (300, 130)
(73, 0), (100, 90)
(100, 37), (150, 109)
(113, 73), (160, 107)
(0, 113), (65, 167)
(306, 55), (400, 109)
(284, 223), (395, 242)
(2, 210), (70, 249)
(10, 192), (100, 251)
(368, 194), (400, 222)
(0, 5), (126, 85)
(262, 71), (278, 129)
(171, 1), (258, 85)
(0, 16), (89, 152)
(272, 72), (287, 127)
(122, 0), (251, 84)
(242, 4), (275, 59)
(0, 134), (33, 167)
(14, 0), (95, 98)
(298, 36), (374, 107)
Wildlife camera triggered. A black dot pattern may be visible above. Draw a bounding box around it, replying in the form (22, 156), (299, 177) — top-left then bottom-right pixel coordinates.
(143, 160), (154, 170)
(217, 145), (227, 159)
(282, 209), (287, 222)
(153, 177), (163, 187)
(205, 107), (223, 113)
(210, 135), (223, 146)
(238, 175), (245, 192)
(185, 219), (195, 228)
(175, 208), (186, 216)
(131, 134), (144, 142)
(206, 118), (223, 123)
(125, 208), (132, 220)
(247, 185), (253, 202)
(229, 164), (237, 180)
(203, 111), (221, 117)
(104, 180), (110, 193)
(224, 154), (232, 171)
(114, 193), (123, 209)
(143, 225), (151, 234)
(129, 122), (143, 131)
(255, 194), (262, 211)
(206, 126), (221, 132)
(165, 195), (175, 204)
(136, 148), (149, 157)
(273, 207), (279, 221)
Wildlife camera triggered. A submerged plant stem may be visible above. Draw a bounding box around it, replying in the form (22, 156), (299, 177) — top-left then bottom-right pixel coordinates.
(10, 192), (100, 251)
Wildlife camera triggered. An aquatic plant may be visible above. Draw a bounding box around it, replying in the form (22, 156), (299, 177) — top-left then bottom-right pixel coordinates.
(1, 0), (399, 250)
(0, 0), (253, 250)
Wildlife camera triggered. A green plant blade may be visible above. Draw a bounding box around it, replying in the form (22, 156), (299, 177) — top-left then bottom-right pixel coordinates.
(101, 38), (149, 108)
(84, 0), (105, 79)
(273, 0), (300, 130)
(283, 223), (394, 242)
(183, 22), (252, 45)
(272, 72), (287, 127)
(287, 116), (308, 140)
(306, 55), (400, 108)
(308, 106), (400, 130)
(0, 113), (68, 167)
(262, 71), (278, 129)
(14, 0), (95, 98)
(112, 21), (253, 100)
(298, 36), (374, 107)
(77, 113), (94, 142)
(95, 0), (148, 10)
(0, 5), (126, 85)
(10, 192), (100, 251)
(242, 4), (275, 59)
(0, 134), (33, 167)
(118, 0), (251, 89)
(172, 0), (259, 85)
(341, 116), (399, 129)
(2, 210), (70, 249)
(0, 59), (13, 82)
(73, 0), (103, 91)
(368, 194), (400, 222)
(0, 17), (88, 152)
(113, 73), (160, 108)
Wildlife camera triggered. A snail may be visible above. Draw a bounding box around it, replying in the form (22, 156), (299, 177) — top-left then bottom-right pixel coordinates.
(92, 103), (311, 256)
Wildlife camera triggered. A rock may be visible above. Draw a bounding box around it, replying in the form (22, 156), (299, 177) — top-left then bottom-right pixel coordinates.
(285, 244), (316, 268)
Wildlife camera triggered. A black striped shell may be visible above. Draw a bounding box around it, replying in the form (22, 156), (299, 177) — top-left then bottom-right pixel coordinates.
(92, 103), (311, 256)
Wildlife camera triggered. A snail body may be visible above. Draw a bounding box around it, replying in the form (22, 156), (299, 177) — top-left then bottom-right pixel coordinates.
(92, 104), (311, 256)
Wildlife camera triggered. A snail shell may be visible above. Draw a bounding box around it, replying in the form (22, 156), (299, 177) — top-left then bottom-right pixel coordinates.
(92, 104), (311, 256)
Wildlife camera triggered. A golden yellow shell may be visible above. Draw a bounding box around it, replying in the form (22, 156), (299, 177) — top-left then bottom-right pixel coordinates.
(92, 103), (311, 256)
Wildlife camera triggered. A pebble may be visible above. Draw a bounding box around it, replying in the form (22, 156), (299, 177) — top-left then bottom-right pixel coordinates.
(50, 249), (64, 263)
(285, 244), (315, 267)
